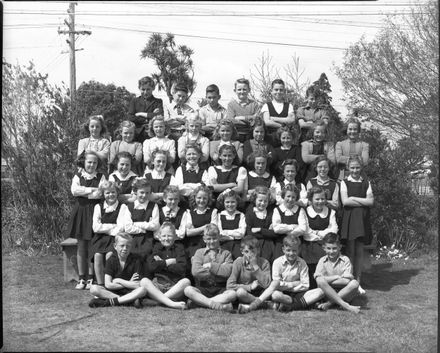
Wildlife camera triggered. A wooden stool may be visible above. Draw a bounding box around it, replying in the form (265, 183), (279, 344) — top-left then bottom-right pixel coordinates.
(61, 238), (79, 282)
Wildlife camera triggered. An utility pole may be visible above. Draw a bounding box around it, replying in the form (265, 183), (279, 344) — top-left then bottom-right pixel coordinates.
(58, 2), (91, 112)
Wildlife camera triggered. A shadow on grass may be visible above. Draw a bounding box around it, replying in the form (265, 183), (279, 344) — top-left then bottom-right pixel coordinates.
(362, 262), (421, 292)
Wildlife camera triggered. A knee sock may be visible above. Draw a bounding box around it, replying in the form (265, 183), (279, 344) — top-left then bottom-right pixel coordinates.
(108, 297), (120, 307)
(291, 297), (308, 311)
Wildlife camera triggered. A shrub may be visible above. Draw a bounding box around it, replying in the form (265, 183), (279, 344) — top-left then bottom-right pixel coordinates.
(361, 128), (438, 254)
(2, 60), (77, 254)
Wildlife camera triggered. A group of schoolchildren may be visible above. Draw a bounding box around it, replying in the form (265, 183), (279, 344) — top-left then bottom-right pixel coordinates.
(67, 75), (373, 314)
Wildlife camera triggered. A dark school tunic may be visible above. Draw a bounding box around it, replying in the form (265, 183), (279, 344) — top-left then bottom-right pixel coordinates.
(341, 179), (372, 244)
(127, 201), (156, 255)
(90, 202), (122, 256)
(273, 206), (301, 261)
(245, 209), (276, 263)
(66, 172), (103, 241)
(220, 213), (242, 260)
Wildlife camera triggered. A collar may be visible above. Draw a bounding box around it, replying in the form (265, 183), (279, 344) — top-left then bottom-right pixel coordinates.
(234, 97), (251, 106)
(280, 146), (292, 150)
(203, 247), (220, 255)
(220, 210), (240, 217)
(315, 176), (331, 185)
(281, 255), (299, 267)
(219, 140), (233, 146)
(282, 179), (295, 185)
(134, 200), (150, 209)
(206, 104), (225, 112)
(80, 169), (98, 180)
(143, 95), (155, 101)
(163, 205), (179, 216)
(193, 207), (210, 214)
(216, 165), (236, 171)
(185, 163), (200, 172)
(103, 200), (119, 212)
(249, 170), (270, 178)
(347, 175), (363, 182)
(183, 132), (201, 140)
(151, 169), (166, 178)
(307, 205), (329, 218)
(114, 170), (137, 181)
(279, 203), (299, 215)
(323, 254), (345, 264)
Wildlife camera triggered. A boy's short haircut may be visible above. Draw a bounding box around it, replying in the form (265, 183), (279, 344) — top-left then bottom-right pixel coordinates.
(240, 235), (259, 251)
(283, 234), (300, 248)
(138, 76), (155, 88)
(99, 180), (120, 194)
(115, 232), (134, 244)
(206, 84), (220, 95)
(173, 84), (189, 94)
(271, 79), (285, 88)
(204, 223), (220, 238)
(131, 177), (152, 192)
(323, 232), (340, 245)
(234, 78), (250, 90)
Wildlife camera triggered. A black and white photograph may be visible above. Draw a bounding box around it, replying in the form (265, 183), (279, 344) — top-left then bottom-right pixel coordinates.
(2, 1), (438, 351)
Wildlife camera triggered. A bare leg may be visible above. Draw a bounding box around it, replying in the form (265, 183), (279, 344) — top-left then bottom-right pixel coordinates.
(90, 284), (118, 299)
(236, 288), (257, 304)
(94, 253), (105, 285)
(271, 290), (293, 305)
(184, 286), (234, 311)
(164, 278), (191, 300)
(77, 240), (88, 277)
(302, 288), (325, 305)
(258, 280), (280, 302)
(316, 277), (360, 313)
(90, 284), (147, 304)
(140, 278), (186, 309)
(117, 287), (148, 305)
(346, 240), (355, 271)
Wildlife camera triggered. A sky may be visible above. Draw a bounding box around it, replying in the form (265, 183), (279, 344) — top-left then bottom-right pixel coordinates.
(3, 0), (427, 118)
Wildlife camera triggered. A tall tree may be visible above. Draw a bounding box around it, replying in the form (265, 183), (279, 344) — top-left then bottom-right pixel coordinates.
(140, 33), (196, 103)
(75, 81), (134, 139)
(335, 0), (439, 173)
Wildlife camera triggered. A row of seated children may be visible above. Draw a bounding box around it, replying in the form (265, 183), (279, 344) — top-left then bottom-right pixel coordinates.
(88, 225), (361, 314)
(68, 149), (372, 300)
(80, 79), (369, 184)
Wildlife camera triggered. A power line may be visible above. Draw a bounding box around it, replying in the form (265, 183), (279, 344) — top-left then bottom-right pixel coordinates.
(4, 10), (426, 16)
(84, 23), (347, 50)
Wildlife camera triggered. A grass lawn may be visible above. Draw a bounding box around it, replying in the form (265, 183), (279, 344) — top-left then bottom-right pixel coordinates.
(1, 252), (438, 352)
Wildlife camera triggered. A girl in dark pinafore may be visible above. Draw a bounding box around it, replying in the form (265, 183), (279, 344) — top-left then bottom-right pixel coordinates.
(124, 178), (160, 256)
(340, 156), (374, 295)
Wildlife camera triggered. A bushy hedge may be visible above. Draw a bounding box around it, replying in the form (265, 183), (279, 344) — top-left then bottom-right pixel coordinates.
(362, 128), (438, 253)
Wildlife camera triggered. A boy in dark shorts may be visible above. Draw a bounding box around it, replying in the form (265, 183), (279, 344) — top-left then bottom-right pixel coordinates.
(225, 235), (272, 308)
(146, 222), (191, 302)
(238, 234), (324, 313)
(314, 232), (361, 313)
(88, 233), (148, 308)
(184, 224), (236, 311)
